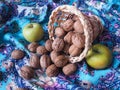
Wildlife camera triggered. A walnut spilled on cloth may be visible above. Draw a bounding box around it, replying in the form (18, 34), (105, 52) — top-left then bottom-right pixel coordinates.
(20, 65), (35, 80)
(46, 64), (60, 77)
(11, 50), (25, 60)
(29, 54), (40, 69)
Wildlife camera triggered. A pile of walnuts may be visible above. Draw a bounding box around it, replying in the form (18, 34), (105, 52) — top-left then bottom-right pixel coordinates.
(10, 15), (86, 80)
(52, 14), (85, 56)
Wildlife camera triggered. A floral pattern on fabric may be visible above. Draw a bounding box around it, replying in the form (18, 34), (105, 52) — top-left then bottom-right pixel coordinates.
(0, 0), (120, 90)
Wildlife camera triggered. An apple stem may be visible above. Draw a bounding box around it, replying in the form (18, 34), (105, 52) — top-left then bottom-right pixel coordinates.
(93, 49), (99, 53)
(28, 24), (33, 28)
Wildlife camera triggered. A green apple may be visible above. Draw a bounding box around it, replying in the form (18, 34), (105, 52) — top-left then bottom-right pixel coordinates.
(23, 23), (44, 42)
(86, 44), (112, 69)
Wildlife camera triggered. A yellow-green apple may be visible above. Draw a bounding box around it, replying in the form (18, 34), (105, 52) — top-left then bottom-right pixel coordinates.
(23, 23), (44, 42)
(86, 44), (112, 69)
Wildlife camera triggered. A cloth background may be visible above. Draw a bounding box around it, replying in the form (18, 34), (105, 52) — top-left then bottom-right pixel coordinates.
(0, 0), (120, 90)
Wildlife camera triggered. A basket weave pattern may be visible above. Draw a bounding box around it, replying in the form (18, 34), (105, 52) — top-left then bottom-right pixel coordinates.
(48, 5), (103, 63)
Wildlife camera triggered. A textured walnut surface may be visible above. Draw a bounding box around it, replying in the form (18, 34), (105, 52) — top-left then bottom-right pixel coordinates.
(73, 20), (84, 33)
(28, 42), (39, 52)
(55, 27), (66, 38)
(61, 19), (74, 32)
(52, 38), (64, 52)
(29, 54), (40, 69)
(69, 44), (82, 57)
(50, 50), (60, 63)
(11, 50), (25, 60)
(63, 64), (77, 75)
(72, 33), (85, 48)
(36, 46), (48, 55)
(54, 55), (68, 67)
(46, 64), (59, 77)
(20, 66), (34, 80)
(45, 39), (53, 51)
(64, 31), (75, 44)
(40, 54), (51, 69)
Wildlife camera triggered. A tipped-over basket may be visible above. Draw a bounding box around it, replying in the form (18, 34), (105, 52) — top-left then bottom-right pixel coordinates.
(48, 5), (103, 63)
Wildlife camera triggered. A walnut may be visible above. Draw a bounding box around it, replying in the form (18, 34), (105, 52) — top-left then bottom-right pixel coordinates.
(40, 55), (51, 69)
(61, 19), (74, 32)
(73, 20), (84, 33)
(11, 50), (25, 60)
(55, 27), (66, 38)
(72, 33), (85, 48)
(20, 65), (34, 80)
(64, 31), (75, 44)
(36, 46), (48, 55)
(52, 38), (64, 52)
(62, 64), (77, 75)
(28, 42), (39, 52)
(45, 39), (53, 52)
(50, 51), (60, 63)
(29, 54), (40, 69)
(63, 43), (70, 55)
(69, 44), (82, 57)
(54, 55), (68, 67)
(46, 64), (59, 77)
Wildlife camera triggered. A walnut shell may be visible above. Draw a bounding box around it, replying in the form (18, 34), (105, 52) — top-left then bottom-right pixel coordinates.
(64, 31), (75, 44)
(61, 19), (74, 32)
(40, 55), (51, 69)
(46, 64), (59, 77)
(52, 38), (64, 52)
(54, 55), (68, 67)
(50, 51), (60, 63)
(62, 64), (77, 76)
(73, 20), (84, 33)
(29, 54), (40, 69)
(36, 46), (48, 55)
(20, 65), (34, 80)
(45, 39), (53, 52)
(55, 27), (66, 38)
(63, 43), (70, 55)
(69, 44), (82, 57)
(11, 50), (25, 60)
(72, 33), (85, 48)
(28, 42), (39, 52)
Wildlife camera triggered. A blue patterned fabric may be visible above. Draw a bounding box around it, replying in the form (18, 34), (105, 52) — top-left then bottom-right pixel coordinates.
(0, 0), (120, 90)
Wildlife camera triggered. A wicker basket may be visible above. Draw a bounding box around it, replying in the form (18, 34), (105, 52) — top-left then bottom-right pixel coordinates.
(48, 5), (103, 63)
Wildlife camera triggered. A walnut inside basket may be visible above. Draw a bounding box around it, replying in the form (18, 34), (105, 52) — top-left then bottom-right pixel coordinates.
(48, 5), (103, 63)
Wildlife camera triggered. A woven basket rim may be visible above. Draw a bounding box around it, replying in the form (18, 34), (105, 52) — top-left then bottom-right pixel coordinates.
(48, 5), (101, 63)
